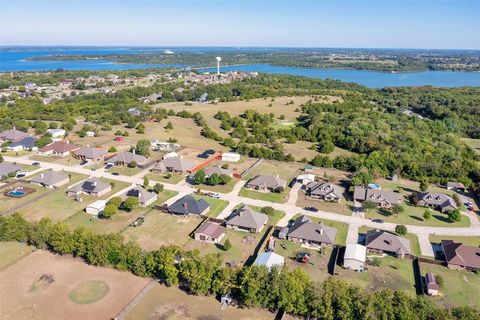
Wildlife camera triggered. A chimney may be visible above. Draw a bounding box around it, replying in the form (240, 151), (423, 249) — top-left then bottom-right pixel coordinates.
(132, 149), (136, 154)
(40, 174), (44, 178)
(92, 182), (97, 187)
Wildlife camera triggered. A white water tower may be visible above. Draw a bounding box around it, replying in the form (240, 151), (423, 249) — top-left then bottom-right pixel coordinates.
(216, 56), (222, 75)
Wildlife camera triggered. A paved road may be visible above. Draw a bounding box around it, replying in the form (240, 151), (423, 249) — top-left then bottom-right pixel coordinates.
(6, 156), (480, 239)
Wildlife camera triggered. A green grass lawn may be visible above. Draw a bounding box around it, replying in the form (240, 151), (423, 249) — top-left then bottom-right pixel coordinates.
(122, 213), (204, 251)
(192, 195), (229, 218)
(429, 235), (480, 247)
(0, 241), (34, 269)
(420, 263), (480, 308)
(0, 182), (50, 214)
(154, 189), (179, 205)
(69, 280), (109, 304)
(242, 161), (299, 181)
(336, 256), (416, 295)
(65, 209), (145, 234)
(145, 172), (185, 184)
(291, 214), (348, 245)
(249, 205), (286, 226)
(183, 228), (267, 266)
(108, 166), (143, 176)
(194, 178), (238, 194)
(239, 187), (290, 204)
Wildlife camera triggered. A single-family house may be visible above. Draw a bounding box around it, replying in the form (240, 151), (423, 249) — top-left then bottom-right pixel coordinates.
(85, 200), (107, 216)
(39, 140), (80, 157)
(73, 147), (107, 162)
(365, 230), (411, 259)
(296, 174), (316, 185)
(151, 157), (194, 174)
(441, 240), (480, 272)
(0, 128), (29, 142)
(0, 162), (22, 178)
(138, 92), (162, 103)
(46, 128), (66, 138)
(343, 244), (367, 271)
(221, 152), (240, 162)
(168, 195), (209, 216)
(108, 151), (147, 166)
(245, 175), (286, 193)
(286, 215), (337, 247)
(85, 131), (95, 137)
(29, 171), (69, 189)
(225, 205), (268, 233)
(425, 273), (440, 296)
(353, 186), (403, 208)
(127, 107), (148, 116)
(415, 192), (457, 212)
(446, 182), (466, 193)
(194, 222), (226, 244)
(306, 181), (343, 202)
(8, 136), (37, 151)
(67, 178), (111, 197)
(204, 166), (233, 177)
(254, 252), (284, 270)
(122, 185), (157, 207)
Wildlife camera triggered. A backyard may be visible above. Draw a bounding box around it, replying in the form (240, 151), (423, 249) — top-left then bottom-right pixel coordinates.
(239, 187), (290, 204)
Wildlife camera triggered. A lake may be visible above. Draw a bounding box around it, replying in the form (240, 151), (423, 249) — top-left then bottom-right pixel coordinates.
(1, 47), (480, 88)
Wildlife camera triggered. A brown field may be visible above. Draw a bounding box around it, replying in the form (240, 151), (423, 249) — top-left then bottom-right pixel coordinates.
(125, 282), (275, 320)
(0, 250), (150, 320)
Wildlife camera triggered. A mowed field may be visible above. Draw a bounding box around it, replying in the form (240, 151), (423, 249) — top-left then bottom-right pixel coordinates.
(125, 282), (275, 320)
(0, 250), (150, 320)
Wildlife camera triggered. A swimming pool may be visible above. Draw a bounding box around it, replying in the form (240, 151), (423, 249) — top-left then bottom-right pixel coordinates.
(6, 190), (27, 198)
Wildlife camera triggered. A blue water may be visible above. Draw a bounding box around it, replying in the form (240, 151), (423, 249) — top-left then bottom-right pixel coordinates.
(1, 47), (480, 88)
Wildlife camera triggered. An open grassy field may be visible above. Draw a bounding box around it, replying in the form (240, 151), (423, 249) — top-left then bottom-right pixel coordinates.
(183, 228), (267, 266)
(296, 191), (353, 216)
(0, 250), (150, 320)
(145, 171), (185, 184)
(0, 241), (34, 270)
(108, 166), (143, 176)
(122, 213), (203, 251)
(429, 235), (480, 247)
(192, 195), (229, 218)
(125, 282), (275, 320)
(154, 189), (179, 205)
(0, 182), (50, 215)
(239, 187), (291, 204)
(243, 160), (300, 181)
(274, 239), (333, 283)
(195, 177), (238, 193)
(291, 214), (348, 245)
(420, 263), (480, 308)
(336, 256), (416, 295)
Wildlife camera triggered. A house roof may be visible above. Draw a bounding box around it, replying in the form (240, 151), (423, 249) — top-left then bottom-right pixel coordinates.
(447, 182), (465, 189)
(287, 215), (337, 245)
(297, 174), (316, 182)
(426, 272), (440, 291)
(354, 186), (403, 205)
(226, 205), (268, 230)
(9, 136), (36, 149)
(344, 244), (366, 263)
(307, 181), (343, 198)
(40, 140), (80, 154)
(153, 157), (193, 172)
(0, 162), (22, 177)
(74, 147), (107, 159)
(441, 240), (480, 269)
(109, 151), (147, 164)
(365, 230), (411, 255)
(416, 192), (457, 210)
(0, 128), (29, 141)
(254, 252), (284, 270)
(204, 166), (232, 177)
(68, 178), (111, 194)
(86, 200), (107, 210)
(246, 175), (286, 189)
(195, 222), (225, 239)
(123, 186), (157, 204)
(30, 170), (68, 186)
(168, 195), (209, 215)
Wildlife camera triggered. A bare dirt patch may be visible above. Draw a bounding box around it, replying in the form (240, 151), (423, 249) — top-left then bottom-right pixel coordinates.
(0, 250), (150, 320)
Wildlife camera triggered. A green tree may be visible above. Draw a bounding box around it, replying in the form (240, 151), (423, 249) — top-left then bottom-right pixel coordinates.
(102, 204), (118, 219)
(219, 174), (232, 185)
(128, 161), (137, 168)
(108, 146), (117, 153)
(143, 176), (150, 188)
(261, 206), (275, 216)
(193, 170), (206, 185)
(165, 121), (174, 129)
(135, 139), (150, 156)
(223, 239), (232, 251)
(123, 196), (139, 212)
(108, 196), (122, 208)
(351, 171), (373, 186)
(423, 210), (431, 220)
(153, 183), (164, 194)
(419, 176), (429, 192)
(447, 209), (462, 223)
(395, 224), (407, 235)
(363, 201), (377, 211)
(391, 204), (404, 215)
(207, 173), (221, 186)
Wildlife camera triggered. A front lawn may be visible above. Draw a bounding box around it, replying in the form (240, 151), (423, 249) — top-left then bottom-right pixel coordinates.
(108, 166), (143, 176)
(239, 187), (290, 204)
(194, 178), (238, 194)
(192, 195), (229, 218)
(146, 172), (185, 184)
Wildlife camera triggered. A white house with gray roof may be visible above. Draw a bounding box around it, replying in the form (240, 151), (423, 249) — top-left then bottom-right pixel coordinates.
(30, 171), (69, 189)
(8, 136), (37, 151)
(226, 205), (268, 233)
(245, 175), (286, 192)
(286, 215), (337, 247)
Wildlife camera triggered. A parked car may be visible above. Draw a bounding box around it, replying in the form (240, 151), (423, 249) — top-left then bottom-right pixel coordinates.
(130, 217), (145, 227)
(32, 162), (40, 166)
(304, 206), (318, 212)
(372, 219), (385, 224)
(105, 163), (114, 169)
(209, 193), (221, 199)
(80, 160), (88, 166)
(112, 172), (120, 176)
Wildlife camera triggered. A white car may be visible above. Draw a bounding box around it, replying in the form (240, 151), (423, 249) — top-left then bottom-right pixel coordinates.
(209, 193), (221, 199)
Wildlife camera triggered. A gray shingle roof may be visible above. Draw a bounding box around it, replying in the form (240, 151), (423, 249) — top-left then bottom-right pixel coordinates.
(226, 205), (268, 230)
(68, 177), (111, 194)
(441, 240), (480, 269)
(0, 129), (29, 141)
(354, 186), (403, 206)
(365, 230), (411, 256)
(153, 157), (194, 172)
(245, 175), (286, 189)
(168, 195), (209, 215)
(287, 215), (337, 245)
(74, 147), (107, 159)
(416, 192), (457, 210)
(0, 162), (22, 177)
(109, 152), (147, 164)
(306, 181), (343, 198)
(30, 170), (68, 186)
(9, 136), (36, 149)
(204, 166), (232, 177)
(124, 186), (157, 205)
(195, 222), (225, 239)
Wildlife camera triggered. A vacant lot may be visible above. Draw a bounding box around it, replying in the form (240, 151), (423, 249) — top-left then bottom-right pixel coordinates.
(0, 250), (150, 320)
(125, 282), (275, 320)
(336, 256), (416, 295)
(0, 241), (34, 270)
(65, 209), (146, 234)
(183, 228), (267, 266)
(122, 213), (203, 250)
(420, 263), (480, 308)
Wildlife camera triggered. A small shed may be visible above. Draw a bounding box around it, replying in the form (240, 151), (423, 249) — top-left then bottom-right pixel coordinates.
(222, 152), (240, 162)
(426, 272), (440, 296)
(85, 200), (107, 216)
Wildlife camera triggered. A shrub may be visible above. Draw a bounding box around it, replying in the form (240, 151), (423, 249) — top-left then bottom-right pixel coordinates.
(123, 196), (139, 212)
(371, 258), (382, 266)
(436, 274), (445, 288)
(128, 161), (137, 168)
(102, 204), (118, 219)
(423, 210), (431, 220)
(107, 196), (122, 208)
(261, 206), (275, 216)
(153, 183), (164, 194)
(223, 239), (232, 251)
(395, 224), (407, 235)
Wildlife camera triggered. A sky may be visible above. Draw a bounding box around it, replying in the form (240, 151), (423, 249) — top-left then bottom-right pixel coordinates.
(0, 0), (479, 49)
